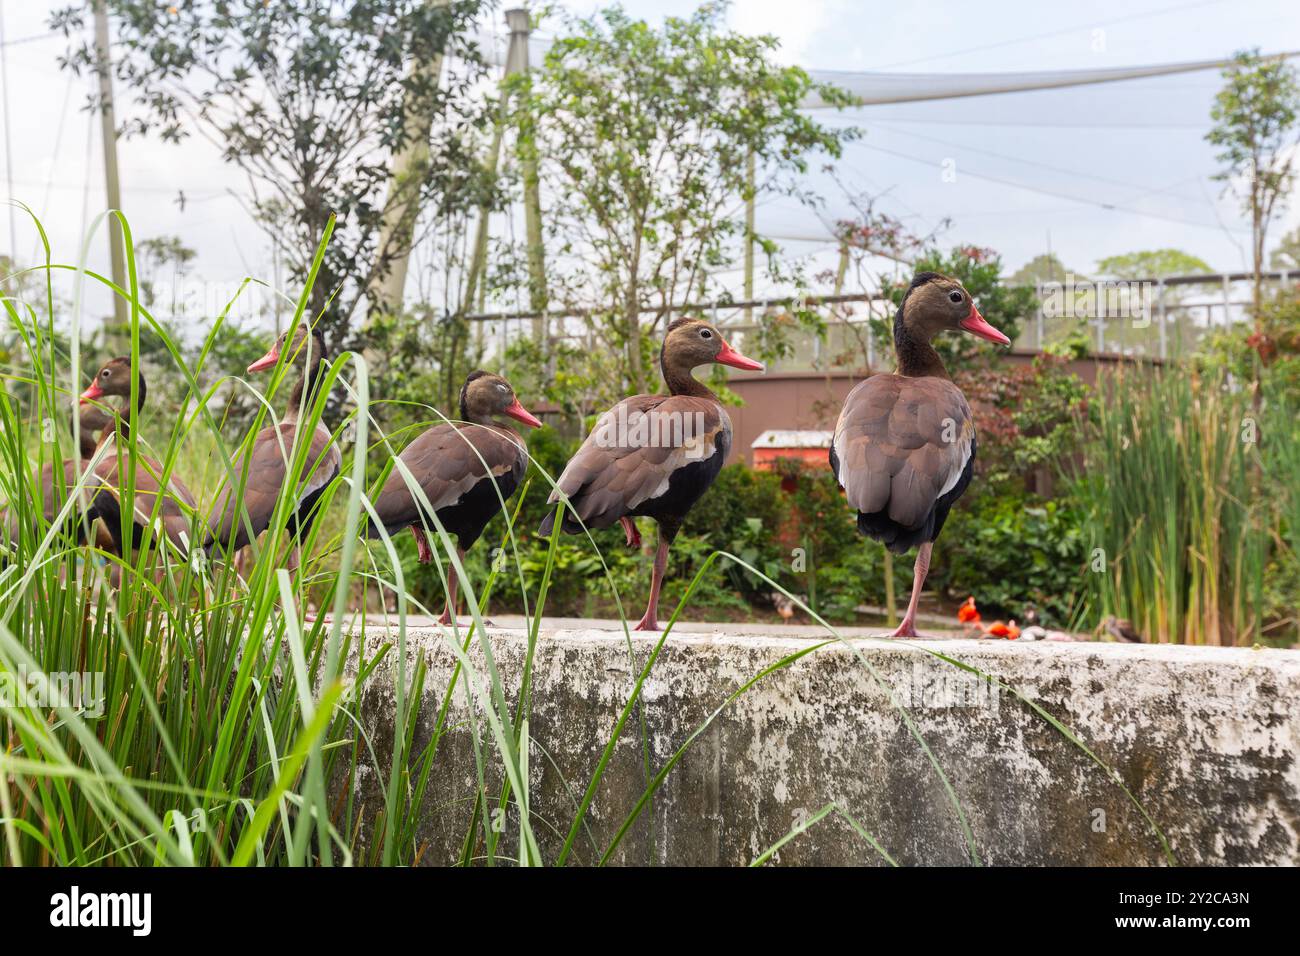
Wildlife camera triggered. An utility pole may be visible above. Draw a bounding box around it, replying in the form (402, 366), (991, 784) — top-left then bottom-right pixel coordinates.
(93, 1), (129, 341)
(506, 7), (548, 347)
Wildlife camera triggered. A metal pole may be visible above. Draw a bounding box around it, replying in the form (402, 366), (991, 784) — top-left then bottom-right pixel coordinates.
(93, 1), (129, 341)
(1222, 273), (1231, 328)
(743, 149), (756, 324)
(1035, 280), (1044, 349)
(1157, 278), (1167, 360)
(1095, 281), (1105, 353)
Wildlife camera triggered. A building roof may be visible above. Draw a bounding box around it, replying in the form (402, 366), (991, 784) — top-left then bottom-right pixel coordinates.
(751, 429), (834, 449)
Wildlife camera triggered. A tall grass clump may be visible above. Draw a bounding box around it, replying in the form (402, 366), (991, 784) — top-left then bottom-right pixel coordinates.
(0, 209), (1172, 867)
(1078, 362), (1296, 645)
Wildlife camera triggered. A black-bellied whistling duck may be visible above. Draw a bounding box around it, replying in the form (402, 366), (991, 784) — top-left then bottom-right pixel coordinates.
(3, 381), (120, 548)
(76, 401), (112, 459)
(539, 318), (764, 631)
(204, 325), (340, 570)
(78, 357), (199, 554)
(369, 371), (541, 625)
(830, 271), (1009, 638)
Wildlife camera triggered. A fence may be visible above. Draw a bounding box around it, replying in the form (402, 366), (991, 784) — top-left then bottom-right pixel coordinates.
(462, 270), (1298, 375)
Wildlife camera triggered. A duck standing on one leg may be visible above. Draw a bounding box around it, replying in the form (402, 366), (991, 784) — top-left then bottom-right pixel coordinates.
(368, 371), (541, 626)
(830, 271), (1010, 638)
(539, 318), (764, 631)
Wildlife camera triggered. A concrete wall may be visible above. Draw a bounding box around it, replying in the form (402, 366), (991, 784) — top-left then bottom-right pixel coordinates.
(726, 352), (1152, 465)
(352, 627), (1300, 866)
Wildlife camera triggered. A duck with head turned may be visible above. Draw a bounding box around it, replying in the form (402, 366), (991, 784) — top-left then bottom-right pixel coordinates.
(78, 356), (200, 554)
(830, 271), (1010, 638)
(369, 370), (541, 626)
(539, 318), (763, 631)
(204, 325), (341, 570)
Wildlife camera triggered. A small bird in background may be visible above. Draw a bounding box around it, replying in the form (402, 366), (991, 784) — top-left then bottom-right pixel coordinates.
(770, 592), (805, 623)
(1101, 616), (1144, 643)
(984, 619), (1021, 640)
(957, 596), (981, 625)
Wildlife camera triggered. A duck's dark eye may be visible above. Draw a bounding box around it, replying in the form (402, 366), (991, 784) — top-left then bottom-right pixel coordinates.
(700, 329), (713, 339)
(948, 291), (963, 304)
(101, 370), (109, 378)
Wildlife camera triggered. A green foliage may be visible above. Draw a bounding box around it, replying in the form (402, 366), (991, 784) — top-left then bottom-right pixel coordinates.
(53, 0), (494, 350)
(507, 2), (858, 397)
(1206, 48), (1300, 311)
(938, 491), (1088, 628)
(1096, 248), (1211, 279)
(1074, 362), (1294, 645)
(955, 354), (1090, 491)
(1008, 253), (1077, 286)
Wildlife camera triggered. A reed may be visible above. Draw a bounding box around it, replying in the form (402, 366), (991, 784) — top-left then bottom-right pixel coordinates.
(1077, 362), (1289, 645)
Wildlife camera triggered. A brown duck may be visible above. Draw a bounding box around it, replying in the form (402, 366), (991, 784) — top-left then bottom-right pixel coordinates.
(369, 371), (541, 625)
(539, 318), (763, 631)
(830, 271), (1009, 637)
(204, 326), (340, 570)
(78, 357), (199, 553)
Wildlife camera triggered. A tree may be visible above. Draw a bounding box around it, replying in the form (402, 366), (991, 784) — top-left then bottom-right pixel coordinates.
(1009, 253), (1076, 286)
(1206, 49), (1300, 320)
(1098, 247), (1213, 310)
(53, 0), (494, 353)
(507, 3), (856, 395)
(1096, 248), (1211, 279)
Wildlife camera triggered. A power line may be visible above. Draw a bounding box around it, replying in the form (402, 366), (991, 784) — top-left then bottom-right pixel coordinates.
(0, 31), (55, 48)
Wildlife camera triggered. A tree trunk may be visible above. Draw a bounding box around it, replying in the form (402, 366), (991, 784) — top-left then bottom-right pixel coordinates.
(365, 0), (452, 322)
(625, 275), (644, 394)
(506, 8), (548, 345)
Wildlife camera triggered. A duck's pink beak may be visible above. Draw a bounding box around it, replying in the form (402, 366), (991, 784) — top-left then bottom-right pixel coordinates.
(715, 340), (765, 371)
(503, 398), (542, 429)
(247, 344), (281, 373)
(79, 381), (104, 405)
(959, 304), (1010, 346)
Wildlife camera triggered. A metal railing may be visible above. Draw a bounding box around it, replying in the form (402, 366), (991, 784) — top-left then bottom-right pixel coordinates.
(462, 269), (1297, 373)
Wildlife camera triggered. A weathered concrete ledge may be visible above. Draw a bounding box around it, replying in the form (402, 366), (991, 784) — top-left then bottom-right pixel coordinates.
(351, 626), (1300, 866)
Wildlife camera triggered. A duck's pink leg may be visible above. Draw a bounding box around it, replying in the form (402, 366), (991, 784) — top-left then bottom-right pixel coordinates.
(633, 534), (670, 632)
(620, 516), (642, 549)
(436, 546), (464, 626)
(890, 542), (932, 639)
(411, 525), (435, 564)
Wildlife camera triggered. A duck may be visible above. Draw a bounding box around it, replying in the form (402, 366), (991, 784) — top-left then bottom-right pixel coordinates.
(368, 371), (541, 625)
(538, 318), (763, 631)
(76, 399), (113, 459)
(77, 356), (200, 554)
(204, 325), (340, 571)
(830, 271), (1009, 638)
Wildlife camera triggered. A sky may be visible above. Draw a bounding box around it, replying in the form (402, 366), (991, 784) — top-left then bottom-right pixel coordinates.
(1, 0), (1299, 329)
